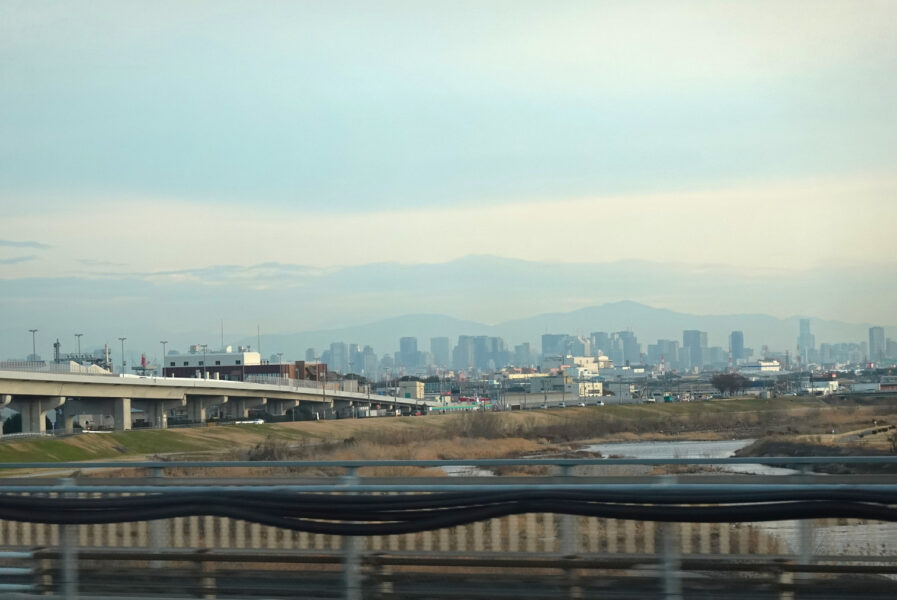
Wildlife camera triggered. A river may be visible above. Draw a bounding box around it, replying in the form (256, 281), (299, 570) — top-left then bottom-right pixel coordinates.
(584, 439), (800, 475)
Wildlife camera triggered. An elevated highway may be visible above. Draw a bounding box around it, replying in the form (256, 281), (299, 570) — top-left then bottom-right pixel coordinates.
(0, 371), (437, 434)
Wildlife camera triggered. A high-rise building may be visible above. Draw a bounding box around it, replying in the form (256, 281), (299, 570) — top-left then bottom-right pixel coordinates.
(566, 336), (591, 357)
(729, 331), (745, 362)
(797, 319), (815, 364)
(514, 342), (533, 367)
(329, 342), (349, 373)
(616, 331), (641, 365)
(398, 337), (419, 369)
(453, 336), (475, 371)
(870, 327), (886, 364)
(647, 340), (679, 367)
(541, 334), (568, 357)
(430, 337), (451, 368)
(682, 330), (708, 369)
(348, 344), (362, 374)
(305, 348), (316, 362)
(590, 332), (611, 356)
(362, 346), (378, 376)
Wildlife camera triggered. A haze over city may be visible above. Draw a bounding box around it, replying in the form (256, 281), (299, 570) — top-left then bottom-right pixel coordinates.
(2, 0), (896, 357)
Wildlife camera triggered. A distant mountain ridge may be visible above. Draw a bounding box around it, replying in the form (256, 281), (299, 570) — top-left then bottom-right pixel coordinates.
(249, 300), (884, 358)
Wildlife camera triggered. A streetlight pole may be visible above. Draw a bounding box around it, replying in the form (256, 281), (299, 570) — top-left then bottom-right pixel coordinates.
(118, 337), (127, 374)
(28, 329), (38, 362)
(75, 333), (83, 356)
(160, 341), (168, 376)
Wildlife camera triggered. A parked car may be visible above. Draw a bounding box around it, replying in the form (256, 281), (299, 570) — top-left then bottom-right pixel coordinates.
(558, 401), (567, 408)
(577, 401), (586, 407)
(594, 400), (605, 406)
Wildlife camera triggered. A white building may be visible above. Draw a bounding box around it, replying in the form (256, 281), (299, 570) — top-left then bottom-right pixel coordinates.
(166, 346), (261, 369)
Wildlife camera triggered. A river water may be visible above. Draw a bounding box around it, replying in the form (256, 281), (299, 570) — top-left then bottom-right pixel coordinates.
(584, 439), (800, 475)
(583, 439), (897, 557)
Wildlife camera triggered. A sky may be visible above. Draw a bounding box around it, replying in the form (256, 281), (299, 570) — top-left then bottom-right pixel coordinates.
(1, 0), (896, 356)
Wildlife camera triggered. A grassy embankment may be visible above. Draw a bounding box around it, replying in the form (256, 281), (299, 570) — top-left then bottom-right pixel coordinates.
(1, 396), (895, 466)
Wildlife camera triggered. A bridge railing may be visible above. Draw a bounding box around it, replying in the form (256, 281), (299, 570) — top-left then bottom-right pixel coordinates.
(1, 457), (896, 599)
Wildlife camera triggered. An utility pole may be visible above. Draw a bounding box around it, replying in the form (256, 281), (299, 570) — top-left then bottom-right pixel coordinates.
(118, 337), (127, 374)
(200, 344), (208, 378)
(75, 333), (83, 356)
(160, 341), (168, 375)
(28, 329), (38, 361)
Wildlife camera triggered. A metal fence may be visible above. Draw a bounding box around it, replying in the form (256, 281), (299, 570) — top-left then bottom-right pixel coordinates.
(0, 457), (896, 599)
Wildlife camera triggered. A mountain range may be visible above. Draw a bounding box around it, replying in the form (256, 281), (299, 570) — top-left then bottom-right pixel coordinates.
(246, 300), (884, 359)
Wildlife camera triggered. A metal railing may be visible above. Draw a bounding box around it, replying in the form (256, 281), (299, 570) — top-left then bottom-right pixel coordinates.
(0, 457), (896, 599)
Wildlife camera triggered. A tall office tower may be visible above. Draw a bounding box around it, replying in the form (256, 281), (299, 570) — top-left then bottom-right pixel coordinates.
(541, 334), (568, 357)
(566, 336), (591, 356)
(648, 340), (680, 367)
(682, 330), (708, 369)
(430, 337), (451, 368)
(797, 319), (815, 364)
(347, 344), (362, 373)
(490, 336), (510, 369)
(453, 336), (475, 371)
(590, 332), (610, 356)
(870, 326), (886, 364)
(362, 346), (378, 376)
(305, 348), (316, 362)
(398, 337), (419, 369)
(615, 331), (641, 364)
(729, 331), (745, 362)
(329, 342), (349, 373)
(514, 342), (533, 367)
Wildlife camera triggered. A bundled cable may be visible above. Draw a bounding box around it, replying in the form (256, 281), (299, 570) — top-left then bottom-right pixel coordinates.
(1, 488), (896, 535)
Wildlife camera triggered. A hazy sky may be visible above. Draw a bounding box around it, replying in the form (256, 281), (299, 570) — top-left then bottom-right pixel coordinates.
(1, 0), (896, 344)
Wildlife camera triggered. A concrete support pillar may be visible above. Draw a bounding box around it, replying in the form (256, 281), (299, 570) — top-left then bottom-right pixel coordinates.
(188, 396), (227, 424)
(64, 415), (76, 433)
(229, 397), (267, 419)
(132, 398), (186, 429)
(267, 399), (298, 416)
(17, 396), (66, 434)
(112, 398), (131, 431)
(0, 395), (11, 437)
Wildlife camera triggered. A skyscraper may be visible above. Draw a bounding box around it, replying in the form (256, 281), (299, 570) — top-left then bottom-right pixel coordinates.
(453, 336), (475, 371)
(329, 342), (348, 373)
(797, 319), (815, 364)
(682, 330), (708, 370)
(430, 337), (451, 368)
(398, 337), (419, 369)
(870, 326), (886, 364)
(729, 331), (745, 362)
(541, 334), (568, 357)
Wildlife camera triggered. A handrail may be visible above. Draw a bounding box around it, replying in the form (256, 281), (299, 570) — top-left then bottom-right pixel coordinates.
(1, 456), (897, 470)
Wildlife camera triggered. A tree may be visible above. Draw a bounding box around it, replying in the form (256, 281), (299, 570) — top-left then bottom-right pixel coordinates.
(3, 414), (21, 434)
(711, 373), (751, 396)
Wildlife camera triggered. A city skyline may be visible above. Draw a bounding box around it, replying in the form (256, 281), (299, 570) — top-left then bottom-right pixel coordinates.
(6, 300), (892, 371)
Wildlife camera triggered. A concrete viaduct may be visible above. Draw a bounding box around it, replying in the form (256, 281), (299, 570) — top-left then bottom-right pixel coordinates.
(0, 371), (436, 434)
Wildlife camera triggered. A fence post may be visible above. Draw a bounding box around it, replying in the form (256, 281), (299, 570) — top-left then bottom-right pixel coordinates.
(150, 466), (168, 567)
(797, 465), (814, 585)
(658, 476), (681, 600)
(60, 478), (78, 600)
(559, 465), (576, 556)
(343, 466), (362, 600)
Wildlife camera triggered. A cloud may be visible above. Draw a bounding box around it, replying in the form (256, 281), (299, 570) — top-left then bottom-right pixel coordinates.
(2, 173), (896, 280)
(0, 255), (37, 265)
(0, 240), (49, 249)
(78, 259), (128, 267)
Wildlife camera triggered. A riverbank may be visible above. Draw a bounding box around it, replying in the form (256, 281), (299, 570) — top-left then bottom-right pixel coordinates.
(0, 396), (894, 467)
